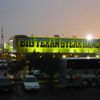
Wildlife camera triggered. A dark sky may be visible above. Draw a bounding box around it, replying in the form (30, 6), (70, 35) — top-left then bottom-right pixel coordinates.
(0, 0), (100, 41)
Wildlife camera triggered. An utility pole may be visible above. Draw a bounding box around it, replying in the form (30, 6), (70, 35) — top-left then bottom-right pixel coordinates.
(1, 26), (4, 58)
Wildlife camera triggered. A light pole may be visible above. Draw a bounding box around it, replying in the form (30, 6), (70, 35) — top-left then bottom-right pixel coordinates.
(1, 27), (4, 59)
(86, 34), (93, 55)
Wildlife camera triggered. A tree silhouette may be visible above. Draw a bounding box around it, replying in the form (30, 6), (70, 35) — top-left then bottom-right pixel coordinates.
(27, 53), (60, 84)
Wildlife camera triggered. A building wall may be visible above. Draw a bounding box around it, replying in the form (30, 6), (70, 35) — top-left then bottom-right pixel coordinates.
(14, 35), (100, 54)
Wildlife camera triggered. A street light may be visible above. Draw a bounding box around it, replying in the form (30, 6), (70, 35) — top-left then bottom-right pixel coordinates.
(86, 35), (93, 41)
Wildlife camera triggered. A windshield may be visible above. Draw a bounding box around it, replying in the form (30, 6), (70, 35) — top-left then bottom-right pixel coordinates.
(24, 77), (37, 82)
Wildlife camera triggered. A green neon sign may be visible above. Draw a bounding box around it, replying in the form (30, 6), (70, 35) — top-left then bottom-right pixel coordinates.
(15, 36), (100, 53)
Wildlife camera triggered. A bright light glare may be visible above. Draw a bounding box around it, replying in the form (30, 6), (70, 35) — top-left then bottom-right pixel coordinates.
(86, 35), (92, 40)
(62, 55), (66, 58)
(96, 55), (99, 58)
(87, 56), (90, 59)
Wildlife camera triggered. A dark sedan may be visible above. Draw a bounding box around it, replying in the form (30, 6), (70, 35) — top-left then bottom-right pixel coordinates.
(0, 76), (13, 92)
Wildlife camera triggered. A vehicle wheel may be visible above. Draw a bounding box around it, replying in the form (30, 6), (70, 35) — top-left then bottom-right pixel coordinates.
(81, 80), (89, 88)
(91, 79), (98, 87)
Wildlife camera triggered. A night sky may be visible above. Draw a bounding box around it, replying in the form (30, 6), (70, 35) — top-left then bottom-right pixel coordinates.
(0, 0), (100, 41)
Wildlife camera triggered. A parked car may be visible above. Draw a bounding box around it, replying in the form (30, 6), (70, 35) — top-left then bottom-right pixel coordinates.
(0, 76), (13, 92)
(23, 75), (40, 91)
(0, 59), (7, 69)
(31, 70), (40, 76)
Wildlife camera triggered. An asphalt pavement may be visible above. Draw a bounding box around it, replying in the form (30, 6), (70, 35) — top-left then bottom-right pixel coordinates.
(0, 84), (100, 100)
(0, 69), (100, 100)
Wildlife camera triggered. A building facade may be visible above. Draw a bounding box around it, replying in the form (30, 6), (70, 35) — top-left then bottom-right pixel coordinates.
(14, 35), (100, 54)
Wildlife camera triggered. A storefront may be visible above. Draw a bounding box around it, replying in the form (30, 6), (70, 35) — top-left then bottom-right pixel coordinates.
(14, 35), (100, 54)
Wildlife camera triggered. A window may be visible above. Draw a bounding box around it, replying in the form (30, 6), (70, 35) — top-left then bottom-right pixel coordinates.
(24, 77), (37, 82)
(67, 59), (100, 69)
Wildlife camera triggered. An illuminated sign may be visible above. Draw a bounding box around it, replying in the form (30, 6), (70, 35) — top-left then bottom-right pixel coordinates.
(15, 36), (100, 53)
(19, 39), (98, 48)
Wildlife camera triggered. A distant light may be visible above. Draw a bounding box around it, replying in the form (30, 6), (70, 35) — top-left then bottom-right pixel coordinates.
(40, 55), (42, 58)
(53, 55), (55, 58)
(86, 35), (93, 40)
(87, 56), (90, 59)
(62, 55), (66, 58)
(96, 55), (99, 58)
(75, 55), (78, 57)
(9, 39), (13, 42)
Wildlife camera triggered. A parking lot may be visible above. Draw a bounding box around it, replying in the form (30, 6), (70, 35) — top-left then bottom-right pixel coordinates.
(0, 66), (100, 100)
(0, 84), (100, 100)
